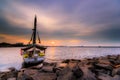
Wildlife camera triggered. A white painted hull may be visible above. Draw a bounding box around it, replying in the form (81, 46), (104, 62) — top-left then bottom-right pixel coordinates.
(24, 57), (45, 63)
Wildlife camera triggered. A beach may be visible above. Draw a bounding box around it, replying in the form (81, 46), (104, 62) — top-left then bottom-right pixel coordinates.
(1, 54), (120, 80)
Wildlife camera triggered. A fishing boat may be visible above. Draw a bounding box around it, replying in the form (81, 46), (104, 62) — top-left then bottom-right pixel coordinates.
(21, 15), (46, 68)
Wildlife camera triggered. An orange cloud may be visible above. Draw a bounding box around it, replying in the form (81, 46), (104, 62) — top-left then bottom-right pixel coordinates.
(0, 34), (28, 44)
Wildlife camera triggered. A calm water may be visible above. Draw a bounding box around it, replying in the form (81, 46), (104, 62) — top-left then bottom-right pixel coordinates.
(0, 47), (120, 71)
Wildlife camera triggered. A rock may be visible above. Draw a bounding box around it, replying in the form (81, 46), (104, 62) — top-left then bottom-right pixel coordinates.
(18, 68), (56, 80)
(8, 67), (16, 72)
(98, 73), (113, 80)
(116, 71), (120, 75)
(62, 59), (70, 63)
(72, 65), (83, 78)
(53, 63), (68, 73)
(56, 66), (74, 80)
(113, 75), (120, 80)
(0, 68), (18, 80)
(8, 68), (18, 78)
(0, 73), (7, 80)
(17, 69), (33, 80)
(56, 63), (68, 68)
(43, 62), (56, 66)
(107, 55), (117, 60)
(17, 74), (33, 80)
(80, 65), (97, 80)
(42, 66), (54, 72)
(98, 59), (111, 65)
(57, 71), (74, 80)
(17, 69), (24, 80)
(30, 63), (43, 69)
(7, 77), (16, 80)
(94, 63), (113, 75)
(112, 68), (120, 76)
(68, 61), (78, 69)
(56, 66), (71, 76)
(32, 72), (56, 80)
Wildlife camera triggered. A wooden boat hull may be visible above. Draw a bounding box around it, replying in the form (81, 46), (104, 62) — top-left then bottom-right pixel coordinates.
(22, 57), (44, 68)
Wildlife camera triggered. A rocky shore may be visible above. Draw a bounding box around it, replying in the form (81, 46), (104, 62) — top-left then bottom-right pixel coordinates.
(1, 55), (120, 80)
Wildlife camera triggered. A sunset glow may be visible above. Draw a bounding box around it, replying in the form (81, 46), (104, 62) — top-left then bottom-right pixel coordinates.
(1, 0), (120, 46)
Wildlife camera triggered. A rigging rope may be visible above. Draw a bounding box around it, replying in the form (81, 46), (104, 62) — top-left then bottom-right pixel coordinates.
(37, 31), (41, 43)
(28, 32), (33, 44)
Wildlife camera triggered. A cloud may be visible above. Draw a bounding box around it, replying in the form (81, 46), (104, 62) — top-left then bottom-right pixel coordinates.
(1, 0), (120, 45)
(95, 26), (120, 42)
(0, 15), (31, 36)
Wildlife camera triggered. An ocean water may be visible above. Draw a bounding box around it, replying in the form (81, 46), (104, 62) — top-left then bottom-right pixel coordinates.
(0, 47), (120, 71)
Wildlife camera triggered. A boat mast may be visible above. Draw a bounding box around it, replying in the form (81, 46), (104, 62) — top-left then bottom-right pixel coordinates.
(33, 15), (37, 45)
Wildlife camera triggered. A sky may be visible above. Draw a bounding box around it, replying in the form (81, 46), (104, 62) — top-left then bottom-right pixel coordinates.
(0, 0), (120, 46)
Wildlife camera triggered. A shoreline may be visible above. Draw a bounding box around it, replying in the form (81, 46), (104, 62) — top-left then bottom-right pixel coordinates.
(1, 54), (120, 80)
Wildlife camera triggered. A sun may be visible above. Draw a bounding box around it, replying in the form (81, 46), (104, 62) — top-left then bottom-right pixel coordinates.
(51, 41), (55, 44)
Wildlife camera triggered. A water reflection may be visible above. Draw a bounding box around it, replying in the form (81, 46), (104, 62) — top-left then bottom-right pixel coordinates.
(1, 47), (120, 71)
(45, 47), (56, 61)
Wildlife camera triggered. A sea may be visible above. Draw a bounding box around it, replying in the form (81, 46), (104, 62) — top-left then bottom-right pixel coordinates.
(0, 47), (120, 71)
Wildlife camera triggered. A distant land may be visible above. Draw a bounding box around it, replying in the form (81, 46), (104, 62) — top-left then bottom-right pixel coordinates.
(0, 42), (120, 48)
(0, 42), (27, 47)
